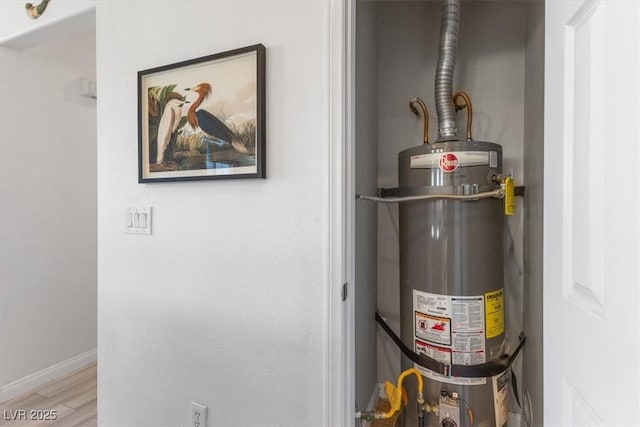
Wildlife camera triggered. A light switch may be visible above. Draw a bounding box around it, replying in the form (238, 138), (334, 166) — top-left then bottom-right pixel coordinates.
(124, 206), (152, 234)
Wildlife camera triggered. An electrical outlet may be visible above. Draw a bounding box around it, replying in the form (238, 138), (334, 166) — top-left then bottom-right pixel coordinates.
(191, 402), (207, 427)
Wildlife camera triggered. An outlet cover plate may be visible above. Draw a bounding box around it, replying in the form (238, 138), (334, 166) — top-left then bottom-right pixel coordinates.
(191, 402), (207, 427)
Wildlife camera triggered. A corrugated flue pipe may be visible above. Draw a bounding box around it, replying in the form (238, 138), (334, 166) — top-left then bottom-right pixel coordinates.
(435, 0), (460, 142)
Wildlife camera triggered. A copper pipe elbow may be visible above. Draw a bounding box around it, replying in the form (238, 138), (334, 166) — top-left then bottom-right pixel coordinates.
(409, 97), (430, 144)
(453, 91), (473, 141)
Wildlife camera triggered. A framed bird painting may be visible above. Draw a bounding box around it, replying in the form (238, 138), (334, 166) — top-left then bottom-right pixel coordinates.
(138, 44), (265, 182)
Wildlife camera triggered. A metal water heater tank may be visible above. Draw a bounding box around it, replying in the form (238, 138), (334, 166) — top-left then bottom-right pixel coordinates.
(398, 140), (508, 427)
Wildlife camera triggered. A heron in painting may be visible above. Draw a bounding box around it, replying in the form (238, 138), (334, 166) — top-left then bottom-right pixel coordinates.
(25, 0), (50, 19)
(156, 99), (186, 164)
(184, 83), (248, 154)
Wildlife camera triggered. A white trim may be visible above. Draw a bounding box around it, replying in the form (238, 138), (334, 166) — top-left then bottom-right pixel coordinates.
(345, 0), (356, 425)
(0, 348), (97, 403)
(326, 0), (354, 426)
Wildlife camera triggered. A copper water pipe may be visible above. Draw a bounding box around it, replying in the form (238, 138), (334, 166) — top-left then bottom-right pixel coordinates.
(409, 97), (430, 144)
(453, 91), (473, 141)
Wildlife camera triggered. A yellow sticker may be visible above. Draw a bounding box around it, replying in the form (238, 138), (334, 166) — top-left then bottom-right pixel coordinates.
(485, 289), (504, 339)
(504, 177), (515, 216)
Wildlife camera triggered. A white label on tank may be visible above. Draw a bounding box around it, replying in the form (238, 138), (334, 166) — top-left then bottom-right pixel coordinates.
(410, 151), (490, 169)
(416, 312), (451, 345)
(490, 150), (498, 168)
(416, 339), (451, 364)
(413, 290), (487, 385)
(452, 296), (484, 331)
(493, 370), (510, 426)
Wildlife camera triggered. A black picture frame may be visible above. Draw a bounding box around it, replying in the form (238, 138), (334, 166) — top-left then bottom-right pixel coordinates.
(138, 44), (265, 182)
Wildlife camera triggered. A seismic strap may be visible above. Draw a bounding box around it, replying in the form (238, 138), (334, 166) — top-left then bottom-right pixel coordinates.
(375, 311), (526, 379)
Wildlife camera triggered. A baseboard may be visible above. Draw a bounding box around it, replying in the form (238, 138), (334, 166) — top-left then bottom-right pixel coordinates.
(0, 348), (97, 403)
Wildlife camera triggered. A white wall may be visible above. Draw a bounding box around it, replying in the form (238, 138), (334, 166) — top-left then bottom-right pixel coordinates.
(0, 0), (95, 50)
(375, 0), (526, 384)
(0, 31), (97, 395)
(97, 2), (332, 426)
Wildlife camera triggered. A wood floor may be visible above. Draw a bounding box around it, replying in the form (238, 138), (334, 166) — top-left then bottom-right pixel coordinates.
(0, 363), (97, 427)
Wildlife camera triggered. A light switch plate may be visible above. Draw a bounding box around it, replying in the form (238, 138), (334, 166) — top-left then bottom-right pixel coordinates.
(124, 206), (152, 234)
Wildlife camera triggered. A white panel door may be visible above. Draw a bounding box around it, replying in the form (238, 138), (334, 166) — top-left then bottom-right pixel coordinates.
(544, 1), (640, 426)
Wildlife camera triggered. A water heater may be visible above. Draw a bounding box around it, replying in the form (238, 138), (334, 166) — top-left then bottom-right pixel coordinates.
(398, 141), (509, 427)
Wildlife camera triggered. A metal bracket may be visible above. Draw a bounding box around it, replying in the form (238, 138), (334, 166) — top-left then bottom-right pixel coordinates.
(376, 185), (525, 198)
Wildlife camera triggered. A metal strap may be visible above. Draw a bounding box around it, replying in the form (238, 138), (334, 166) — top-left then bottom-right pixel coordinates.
(375, 311), (526, 378)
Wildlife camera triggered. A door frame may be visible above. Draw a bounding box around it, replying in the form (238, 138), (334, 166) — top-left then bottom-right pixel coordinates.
(327, 0), (356, 426)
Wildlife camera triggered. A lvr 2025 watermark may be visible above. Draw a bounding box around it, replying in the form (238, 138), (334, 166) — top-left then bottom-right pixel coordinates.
(3, 409), (58, 421)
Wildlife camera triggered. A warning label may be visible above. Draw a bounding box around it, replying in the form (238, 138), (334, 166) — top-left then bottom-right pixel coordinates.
(416, 340), (451, 364)
(453, 346), (485, 365)
(413, 290), (487, 386)
(414, 292), (449, 317)
(493, 370), (510, 426)
(415, 312), (451, 345)
(452, 332), (484, 352)
(485, 289), (505, 339)
(452, 297), (484, 332)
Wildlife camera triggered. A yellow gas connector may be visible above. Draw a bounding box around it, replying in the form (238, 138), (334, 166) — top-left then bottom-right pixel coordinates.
(384, 381), (403, 414)
(361, 368), (424, 420)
